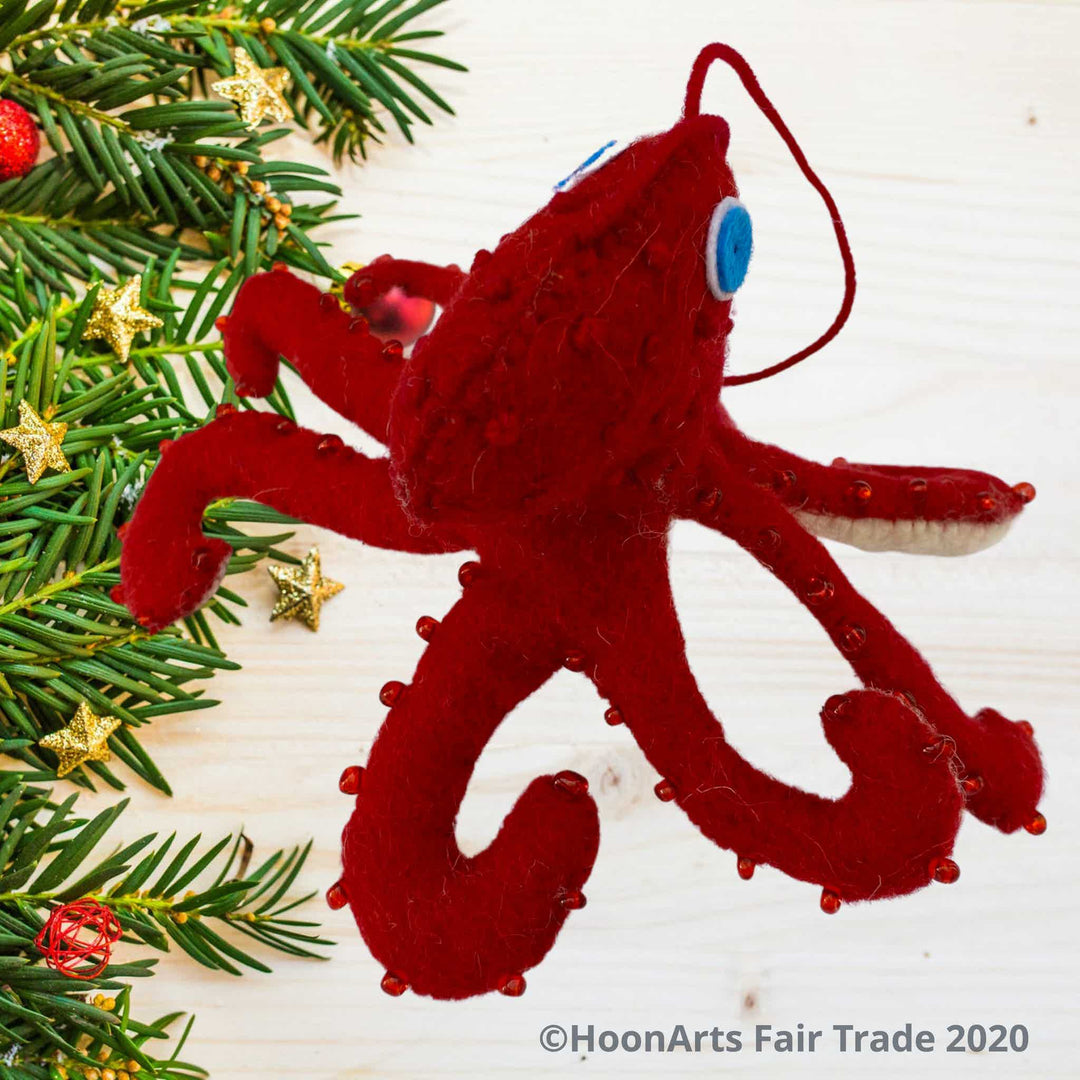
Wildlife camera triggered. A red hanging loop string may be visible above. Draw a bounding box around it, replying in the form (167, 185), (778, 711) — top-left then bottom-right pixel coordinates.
(685, 43), (857, 387)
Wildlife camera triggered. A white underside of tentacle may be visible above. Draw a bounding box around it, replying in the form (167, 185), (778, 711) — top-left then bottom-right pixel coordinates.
(794, 511), (1013, 556)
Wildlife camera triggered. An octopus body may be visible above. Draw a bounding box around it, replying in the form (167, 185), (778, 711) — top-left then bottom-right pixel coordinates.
(119, 45), (1045, 1000)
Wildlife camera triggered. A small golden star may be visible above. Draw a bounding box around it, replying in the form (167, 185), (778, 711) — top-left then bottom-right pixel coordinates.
(268, 547), (344, 631)
(39, 701), (122, 778)
(0, 400), (71, 484)
(81, 276), (163, 365)
(212, 48), (291, 127)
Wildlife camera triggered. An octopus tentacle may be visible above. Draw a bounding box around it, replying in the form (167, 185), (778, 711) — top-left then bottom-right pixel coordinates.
(220, 267), (401, 442)
(340, 571), (599, 1000)
(343, 255), (466, 309)
(715, 414), (1033, 556)
(118, 410), (463, 632)
(576, 532), (963, 905)
(683, 445), (1044, 835)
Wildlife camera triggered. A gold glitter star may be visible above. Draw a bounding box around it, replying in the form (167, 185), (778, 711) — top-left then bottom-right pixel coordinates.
(81, 276), (163, 364)
(0, 400), (71, 484)
(268, 547), (343, 631)
(39, 701), (122, 778)
(212, 48), (291, 127)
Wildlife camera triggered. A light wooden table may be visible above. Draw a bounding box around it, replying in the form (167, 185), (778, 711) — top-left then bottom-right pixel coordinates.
(89, 2), (1079, 1076)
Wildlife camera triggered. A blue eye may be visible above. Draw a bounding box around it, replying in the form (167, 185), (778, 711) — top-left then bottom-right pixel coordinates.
(554, 138), (624, 192)
(705, 197), (752, 299)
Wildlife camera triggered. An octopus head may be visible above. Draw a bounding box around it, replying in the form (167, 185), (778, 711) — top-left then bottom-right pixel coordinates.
(389, 86), (749, 527)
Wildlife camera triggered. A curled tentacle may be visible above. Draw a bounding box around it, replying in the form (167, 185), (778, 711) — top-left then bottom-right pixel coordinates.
(220, 267), (401, 441)
(683, 442), (1044, 834)
(716, 413), (1032, 556)
(573, 532), (963, 904)
(340, 571), (599, 999)
(119, 410), (463, 632)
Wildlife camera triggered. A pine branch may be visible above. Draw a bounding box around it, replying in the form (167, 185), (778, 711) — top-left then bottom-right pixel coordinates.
(0, 0), (464, 297)
(0, 774), (328, 1078)
(0, 258), (303, 793)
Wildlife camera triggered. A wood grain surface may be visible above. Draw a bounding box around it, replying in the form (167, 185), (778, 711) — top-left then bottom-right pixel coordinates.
(84, 2), (1079, 1076)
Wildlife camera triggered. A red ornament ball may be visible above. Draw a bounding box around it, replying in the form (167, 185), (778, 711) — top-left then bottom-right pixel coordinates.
(354, 285), (435, 347)
(0, 100), (40, 181)
(34, 899), (122, 980)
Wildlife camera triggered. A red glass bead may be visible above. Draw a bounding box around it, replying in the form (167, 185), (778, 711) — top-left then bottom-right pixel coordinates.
(347, 316), (369, 334)
(215, 402), (237, 418)
(498, 973), (527, 997)
(604, 706), (624, 726)
(381, 972), (408, 997)
(317, 434), (344, 454)
(772, 469), (797, 493)
(837, 622), (867, 654)
(275, 419), (296, 434)
(272, 261), (289, 273)
(338, 765), (363, 795)
(1012, 481), (1036, 504)
(975, 492), (996, 513)
(379, 680), (405, 708)
(654, 779), (676, 802)
(1017, 720), (1034, 737)
(416, 615), (438, 641)
(822, 694), (850, 723)
(846, 480), (873, 508)
(737, 857), (755, 881)
(696, 487), (722, 513)
(553, 770), (589, 798)
(908, 477), (928, 501)
(325, 882), (348, 910)
(755, 528), (782, 558)
(820, 889), (841, 914)
(382, 339), (404, 362)
(923, 737), (956, 762)
(1024, 812), (1047, 836)
(318, 292), (339, 313)
(804, 576), (835, 606)
(457, 561), (481, 588)
(930, 856), (960, 884)
(559, 889), (587, 910)
(961, 775), (983, 796)
(214, 316), (228, 332)
(349, 277), (379, 307)
(109, 584), (126, 605)
(563, 650), (587, 672)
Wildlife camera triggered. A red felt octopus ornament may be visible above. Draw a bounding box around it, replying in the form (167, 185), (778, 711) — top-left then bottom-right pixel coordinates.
(117, 45), (1046, 1000)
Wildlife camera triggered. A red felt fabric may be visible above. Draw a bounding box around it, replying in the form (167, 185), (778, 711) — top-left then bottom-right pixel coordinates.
(118, 44), (1045, 999)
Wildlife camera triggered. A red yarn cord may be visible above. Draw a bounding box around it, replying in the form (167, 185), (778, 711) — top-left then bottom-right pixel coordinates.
(684, 43), (856, 387)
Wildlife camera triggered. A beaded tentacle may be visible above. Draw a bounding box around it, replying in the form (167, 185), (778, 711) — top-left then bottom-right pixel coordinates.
(715, 413), (1035, 557)
(337, 569), (599, 1000)
(571, 524), (965, 910)
(683, 436), (1045, 835)
(119, 409), (465, 632)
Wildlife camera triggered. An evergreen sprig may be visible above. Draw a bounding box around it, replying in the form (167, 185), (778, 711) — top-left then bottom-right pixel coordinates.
(0, 0), (464, 298)
(0, 772), (328, 1078)
(0, 255), (304, 793)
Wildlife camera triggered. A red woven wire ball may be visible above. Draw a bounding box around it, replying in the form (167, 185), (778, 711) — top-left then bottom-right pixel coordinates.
(0, 100), (40, 181)
(35, 899), (123, 980)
